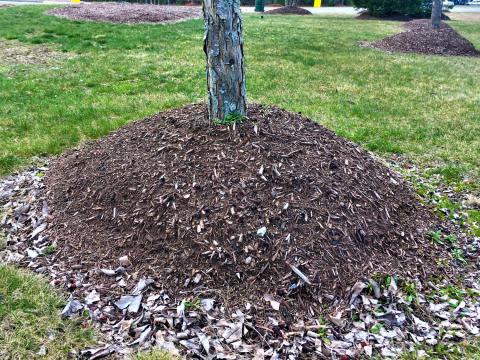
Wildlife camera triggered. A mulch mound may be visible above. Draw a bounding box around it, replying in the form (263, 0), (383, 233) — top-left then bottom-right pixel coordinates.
(365, 19), (480, 57)
(45, 104), (446, 313)
(47, 3), (201, 24)
(265, 6), (312, 15)
(356, 10), (450, 21)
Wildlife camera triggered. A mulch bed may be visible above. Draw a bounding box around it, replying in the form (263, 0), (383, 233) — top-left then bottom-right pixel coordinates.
(364, 19), (480, 57)
(356, 10), (450, 22)
(47, 3), (201, 25)
(265, 6), (312, 15)
(45, 104), (448, 315)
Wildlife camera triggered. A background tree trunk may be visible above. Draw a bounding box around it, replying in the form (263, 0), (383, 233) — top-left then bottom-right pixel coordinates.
(203, 0), (247, 121)
(431, 0), (442, 29)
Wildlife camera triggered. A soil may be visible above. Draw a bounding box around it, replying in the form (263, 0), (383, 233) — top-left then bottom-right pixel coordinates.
(364, 19), (480, 57)
(45, 104), (447, 314)
(265, 6), (312, 15)
(0, 40), (73, 67)
(47, 3), (201, 25)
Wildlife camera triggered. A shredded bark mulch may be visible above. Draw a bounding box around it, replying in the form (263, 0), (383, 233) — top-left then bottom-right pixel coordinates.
(364, 19), (480, 57)
(45, 104), (447, 313)
(356, 10), (450, 22)
(265, 6), (312, 15)
(47, 3), (201, 25)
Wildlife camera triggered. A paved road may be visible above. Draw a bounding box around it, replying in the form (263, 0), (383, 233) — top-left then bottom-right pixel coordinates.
(0, 0), (68, 4)
(451, 5), (480, 12)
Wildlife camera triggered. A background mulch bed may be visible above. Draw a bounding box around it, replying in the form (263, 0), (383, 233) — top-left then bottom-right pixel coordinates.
(364, 19), (480, 57)
(45, 104), (446, 314)
(356, 10), (450, 22)
(265, 6), (312, 15)
(47, 3), (201, 25)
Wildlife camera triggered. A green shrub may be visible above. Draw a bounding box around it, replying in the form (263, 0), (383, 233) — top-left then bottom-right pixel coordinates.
(352, 0), (432, 18)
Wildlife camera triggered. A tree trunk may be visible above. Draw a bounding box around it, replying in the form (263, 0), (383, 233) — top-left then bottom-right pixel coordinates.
(431, 0), (442, 29)
(203, 0), (247, 121)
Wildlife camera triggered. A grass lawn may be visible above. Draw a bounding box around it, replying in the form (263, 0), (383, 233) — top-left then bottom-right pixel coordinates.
(0, 265), (94, 358)
(0, 5), (479, 359)
(0, 6), (479, 184)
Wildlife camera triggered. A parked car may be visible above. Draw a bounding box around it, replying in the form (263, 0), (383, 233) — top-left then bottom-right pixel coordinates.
(467, 0), (480, 5)
(453, 0), (469, 4)
(443, 0), (455, 9)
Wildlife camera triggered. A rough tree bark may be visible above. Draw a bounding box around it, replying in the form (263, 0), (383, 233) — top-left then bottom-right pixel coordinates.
(203, 0), (247, 121)
(431, 0), (442, 29)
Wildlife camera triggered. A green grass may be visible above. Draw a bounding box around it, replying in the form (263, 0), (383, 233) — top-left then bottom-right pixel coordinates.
(0, 6), (479, 184)
(402, 340), (480, 360)
(133, 350), (178, 360)
(0, 265), (94, 359)
(0, 265), (177, 359)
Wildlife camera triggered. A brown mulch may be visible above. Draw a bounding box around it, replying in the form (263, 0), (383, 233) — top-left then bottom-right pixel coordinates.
(47, 3), (201, 24)
(265, 6), (312, 15)
(356, 10), (450, 21)
(365, 19), (480, 57)
(45, 104), (447, 314)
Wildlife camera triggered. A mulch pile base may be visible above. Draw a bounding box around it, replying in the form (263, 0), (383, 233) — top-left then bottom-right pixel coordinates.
(46, 104), (445, 313)
(366, 19), (480, 57)
(265, 6), (312, 15)
(47, 3), (201, 24)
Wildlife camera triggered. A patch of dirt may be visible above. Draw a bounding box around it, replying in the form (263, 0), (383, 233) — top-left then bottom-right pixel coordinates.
(45, 104), (448, 314)
(265, 6), (312, 15)
(363, 19), (480, 57)
(47, 3), (201, 25)
(0, 40), (73, 67)
(0, 4), (13, 8)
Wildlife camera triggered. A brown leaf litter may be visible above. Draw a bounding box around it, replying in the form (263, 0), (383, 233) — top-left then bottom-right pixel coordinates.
(45, 104), (450, 318)
(362, 19), (480, 57)
(47, 3), (201, 25)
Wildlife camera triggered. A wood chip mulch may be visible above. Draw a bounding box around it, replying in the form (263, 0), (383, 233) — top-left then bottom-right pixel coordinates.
(264, 6), (312, 15)
(356, 10), (450, 22)
(47, 3), (201, 25)
(364, 19), (480, 57)
(45, 104), (448, 316)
